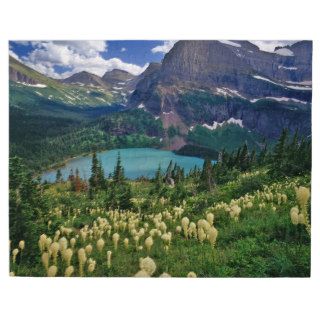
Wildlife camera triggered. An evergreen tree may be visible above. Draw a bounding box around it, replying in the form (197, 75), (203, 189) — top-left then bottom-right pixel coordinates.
(113, 152), (125, 184)
(239, 143), (249, 171)
(89, 152), (99, 190)
(200, 158), (214, 191)
(55, 169), (62, 183)
(154, 165), (163, 191)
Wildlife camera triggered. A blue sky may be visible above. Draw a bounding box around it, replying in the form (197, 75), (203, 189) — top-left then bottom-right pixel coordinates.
(9, 40), (297, 79)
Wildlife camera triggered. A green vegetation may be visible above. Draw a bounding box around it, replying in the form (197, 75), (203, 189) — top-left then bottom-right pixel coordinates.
(187, 123), (267, 153)
(9, 131), (311, 277)
(10, 108), (164, 171)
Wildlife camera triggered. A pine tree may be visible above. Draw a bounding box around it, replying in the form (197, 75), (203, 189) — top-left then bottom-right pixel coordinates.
(239, 143), (249, 171)
(154, 165), (163, 191)
(55, 169), (62, 183)
(89, 152), (99, 190)
(113, 152), (125, 184)
(200, 158), (214, 191)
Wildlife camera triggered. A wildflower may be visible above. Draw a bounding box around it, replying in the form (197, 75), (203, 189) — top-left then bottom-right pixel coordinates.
(188, 222), (197, 238)
(88, 263), (95, 273)
(176, 226), (182, 234)
(58, 237), (68, 252)
(207, 226), (218, 247)
(112, 233), (120, 250)
(134, 270), (150, 277)
(139, 257), (156, 276)
(85, 244), (93, 255)
(181, 217), (190, 238)
(9, 272), (15, 277)
(187, 272), (197, 278)
(41, 252), (49, 271)
(198, 228), (206, 243)
(124, 238), (129, 249)
(63, 248), (73, 266)
(38, 234), (47, 252)
(230, 205), (241, 221)
(70, 238), (76, 248)
(45, 237), (52, 251)
(159, 272), (171, 277)
(107, 250), (112, 269)
(12, 248), (19, 263)
(65, 266), (74, 277)
(298, 214), (305, 224)
(96, 238), (105, 252)
(290, 207), (299, 225)
(47, 265), (58, 277)
(50, 242), (60, 264)
(206, 213), (214, 226)
(19, 240), (25, 251)
(78, 248), (87, 276)
(145, 236), (153, 252)
(296, 187), (310, 208)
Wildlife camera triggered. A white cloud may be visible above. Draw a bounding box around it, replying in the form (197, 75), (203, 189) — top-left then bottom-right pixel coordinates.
(19, 41), (147, 79)
(9, 50), (21, 61)
(249, 40), (298, 53)
(121, 47), (127, 52)
(151, 40), (177, 54)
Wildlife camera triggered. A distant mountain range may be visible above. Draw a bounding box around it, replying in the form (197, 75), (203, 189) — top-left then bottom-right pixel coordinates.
(9, 40), (312, 157)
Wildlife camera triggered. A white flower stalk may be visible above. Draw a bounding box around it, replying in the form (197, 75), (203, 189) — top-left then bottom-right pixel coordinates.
(139, 257), (156, 276)
(85, 244), (93, 255)
(19, 240), (25, 251)
(41, 252), (49, 271)
(45, 237), (52, 251)
(107, 250), (112, 269)
(112, 233), (120, 250)
(50, 242), (60, 264)
(181, 217), (190, 238)
(12, 248), (19, 263)
(96, 238), (105, 252)
(187, 272), (197, 278)
(38, 234), (47, 253)
(298, 213), (305, 224)
(70, 238), (76, 249)
(47, 265), (58, 277)
(124, 238), (129, 249)
(198, 228), (206, 243)
(134, 270), (150, 277)
(58, 237), (68, 252)
(230, 205), (241, 221)
(88, 263), (95, 273)
(9, 271), (15, 277)
(290, 207), (299, 225)
(176, 226), (182, 234)
(159, 272), (171, 277)
(207, 227), (218, 247)
(145, 236), (153, 252)
(65, 266), (74, 277)
(78, 248), (87, 276)
(296, 187), (310, 208)
(206, 213), (214, 226)
(63, 248), (73, 266)
(188, 222), (197, 238)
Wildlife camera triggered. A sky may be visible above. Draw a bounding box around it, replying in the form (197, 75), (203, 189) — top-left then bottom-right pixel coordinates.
(9, 40), (297, 79)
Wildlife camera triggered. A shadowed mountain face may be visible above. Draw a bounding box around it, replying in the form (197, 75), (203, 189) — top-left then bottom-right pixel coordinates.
(129, 40), (312, 142)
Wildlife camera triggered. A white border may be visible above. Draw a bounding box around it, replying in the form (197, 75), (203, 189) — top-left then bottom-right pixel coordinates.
(1, 1), (319, 319)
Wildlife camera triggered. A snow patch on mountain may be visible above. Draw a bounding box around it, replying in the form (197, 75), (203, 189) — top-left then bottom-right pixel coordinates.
(203, 118), (243, 130)
(137, 103), (145, 109)
(18, 82), (47, 88)
(216, 87), (246, 99)
(250, 97), (308, 104)
(218, 40), (241, 48)
(278, 65), (298, 70)
(274, 48), (294, 56)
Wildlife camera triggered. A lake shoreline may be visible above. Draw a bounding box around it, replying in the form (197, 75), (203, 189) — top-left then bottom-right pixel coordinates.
(41, 147), (215, 183)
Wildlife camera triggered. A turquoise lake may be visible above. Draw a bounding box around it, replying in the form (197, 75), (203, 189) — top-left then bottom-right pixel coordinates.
(41, 148), (213, 183)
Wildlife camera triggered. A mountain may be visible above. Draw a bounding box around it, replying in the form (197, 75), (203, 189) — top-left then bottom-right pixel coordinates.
(129, 40), (312, 150)
(61, 71), (109, 88)
(9, 56), (115, 108)
(102, 69), (135, 85)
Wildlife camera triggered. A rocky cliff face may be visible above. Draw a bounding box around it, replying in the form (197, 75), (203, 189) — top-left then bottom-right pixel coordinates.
(129, 40), (312, 142)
